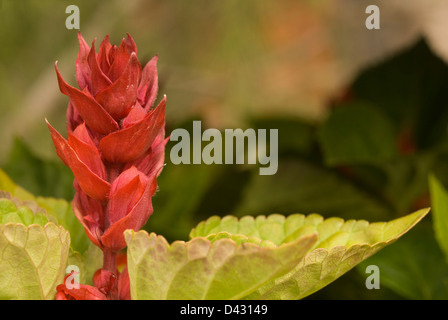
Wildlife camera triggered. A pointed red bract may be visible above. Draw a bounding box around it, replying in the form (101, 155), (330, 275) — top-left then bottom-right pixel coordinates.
(56, 63), (119, 135)
(76, 32), (91, 91)
(107, 38), (131, 82)
(138, 55), (159, 110)
(122, 102), (147, 128)
(99, 96), (166, 163)
(69, 123), (107, 181)
(95, 53), (141, 119)
(47, 120), (110, 200)
(72, 181), (105, 249)
(127, 128), (168, 177)
(102, 173), (157, 252)
(107, 167), (146, 226)
(88, 40), (112, 96)
(98, 35), (112, 74)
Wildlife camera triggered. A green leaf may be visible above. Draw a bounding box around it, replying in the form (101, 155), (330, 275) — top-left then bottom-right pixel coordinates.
(124, 230), (317, 300)
(429, 174), (448, 261)
(0, 222), (70, 299)
(318, 102), (397, 166)
(190, 209), (428, 299)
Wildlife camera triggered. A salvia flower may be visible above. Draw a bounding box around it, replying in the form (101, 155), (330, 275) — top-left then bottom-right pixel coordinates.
(47, 32), (167, 257)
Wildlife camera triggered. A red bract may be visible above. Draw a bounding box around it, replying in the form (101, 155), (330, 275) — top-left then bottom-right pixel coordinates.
(48, 32), (168, 299)
(56, 268), (130, 300)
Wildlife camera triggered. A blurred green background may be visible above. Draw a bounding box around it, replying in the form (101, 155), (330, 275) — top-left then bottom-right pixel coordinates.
(3, 0), (448, 299)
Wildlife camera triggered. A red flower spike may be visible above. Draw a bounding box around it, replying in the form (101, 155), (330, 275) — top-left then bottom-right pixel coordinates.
(95, 52), (141, 119)
(49, 32), (167, 299)
(99, 96), (166, 163)
(55, 63), (119, 135)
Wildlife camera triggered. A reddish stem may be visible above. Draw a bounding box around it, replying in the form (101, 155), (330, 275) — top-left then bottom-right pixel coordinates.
(103, 249), (117, 274)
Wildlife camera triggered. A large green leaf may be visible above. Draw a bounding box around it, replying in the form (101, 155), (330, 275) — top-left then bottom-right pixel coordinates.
(0, 192), (71, 299)
(125, 230), (317, 300)
(0, 223), (70, 300)
(190, 209), (429, 299)
(0, 222), (70, 300)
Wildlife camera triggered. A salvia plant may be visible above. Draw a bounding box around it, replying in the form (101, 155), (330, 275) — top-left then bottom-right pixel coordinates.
(0, 33), (430, 300)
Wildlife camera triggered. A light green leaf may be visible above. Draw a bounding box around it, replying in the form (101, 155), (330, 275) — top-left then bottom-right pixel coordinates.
(429, 174), (448, 261)
(0, 222), (70, 299)
(190, 209), (429, 299)
(125, 230), (317, 300)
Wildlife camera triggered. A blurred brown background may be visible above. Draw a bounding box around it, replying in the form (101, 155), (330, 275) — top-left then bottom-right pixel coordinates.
(2, 0), (448, 161)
